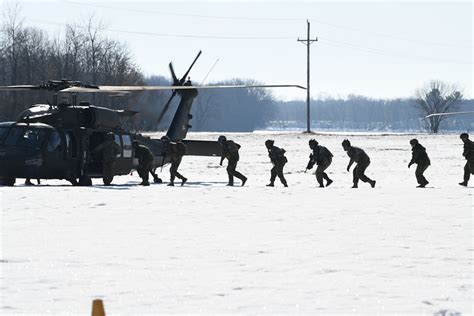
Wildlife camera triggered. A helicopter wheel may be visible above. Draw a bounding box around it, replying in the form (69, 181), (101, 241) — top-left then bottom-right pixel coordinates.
(0, 178), (16, 186)
(78, 175), (92, 186)
(68, 178), (79, 186)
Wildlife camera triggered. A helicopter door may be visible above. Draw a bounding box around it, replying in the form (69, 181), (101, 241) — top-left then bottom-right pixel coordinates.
(40, 130), (65, 178)
(113, 134), (133, 175)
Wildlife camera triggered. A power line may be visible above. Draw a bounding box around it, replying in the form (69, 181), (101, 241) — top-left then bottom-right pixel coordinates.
(25, 19), (472, 65)
(28, 19), (294, 40)
(65, 1), (472, 49)
(319, 37), (472, 65)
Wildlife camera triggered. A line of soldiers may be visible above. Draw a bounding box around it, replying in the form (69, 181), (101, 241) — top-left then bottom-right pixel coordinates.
(94, 132), (474, 188)
(215, 132), (473, 188)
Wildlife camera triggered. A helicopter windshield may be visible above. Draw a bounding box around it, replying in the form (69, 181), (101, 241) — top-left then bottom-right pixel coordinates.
(3, 126), (47, 148)
(0, 126), (9, 143)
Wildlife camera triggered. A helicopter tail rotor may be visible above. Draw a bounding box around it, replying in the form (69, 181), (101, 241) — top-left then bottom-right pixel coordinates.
(156, 51), (202, 127)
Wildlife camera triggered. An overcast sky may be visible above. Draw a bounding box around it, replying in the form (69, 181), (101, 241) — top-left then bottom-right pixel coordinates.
(2, 0), (472, 101)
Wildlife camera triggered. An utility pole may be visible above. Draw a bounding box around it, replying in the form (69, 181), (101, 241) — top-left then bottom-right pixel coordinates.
(297, 20), (318, 133)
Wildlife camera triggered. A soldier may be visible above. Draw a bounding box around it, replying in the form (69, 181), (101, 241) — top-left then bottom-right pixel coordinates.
(218, 135), (247, 186)
(408, 139), (431, 188)
(341, 139), (376, 188)
(459, 133), (474, 186)
(265, 139), (288, 187)
(133, 140), (154, 186)
(306, 139), (333, 187)
(167, 140), (188, 186)
(92, 133), (120, 185)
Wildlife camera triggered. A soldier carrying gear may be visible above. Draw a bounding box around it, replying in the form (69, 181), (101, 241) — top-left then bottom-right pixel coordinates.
(342, 139), (376, 188)
(92, 132), (120, 185)
(166, 140), (187, 186)
(133, 140), (154, 186)
(218, 135), (247, 186)
(459, 133), (474, 186)
(265, 139), (288, 187)
(408, 138), (431, 188)
(306, 139), (333, 187)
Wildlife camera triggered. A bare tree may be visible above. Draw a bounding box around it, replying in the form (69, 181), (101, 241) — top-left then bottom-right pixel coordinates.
(414, 80), (463, 133)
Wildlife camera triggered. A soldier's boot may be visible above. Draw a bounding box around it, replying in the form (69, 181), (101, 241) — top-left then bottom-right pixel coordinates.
(282, 180), (288, 187)
(167, 182), (174, 186)
(181, 177), (187, 186)
(459, 181), (468, 186)
(153, 174), (162, 184)
(141, 180), (150, 186)
(266, 182), (274, 187)
(326, 179), (333, 187)
(227, 174), (234, 186)
(417, 183), (426, 188)
(241, 176), (247, 186)
(370, 180), (376, 188)
(25, 179), (34, 186)
(351, 183), (358, 188)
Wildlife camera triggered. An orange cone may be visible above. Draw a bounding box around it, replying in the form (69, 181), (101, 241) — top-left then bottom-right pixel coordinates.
(91, 299), (105, 316)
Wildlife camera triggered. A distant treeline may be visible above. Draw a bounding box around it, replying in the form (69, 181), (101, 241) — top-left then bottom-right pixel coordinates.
(1, 14), (471, 133)
(270, 97), (473, 132)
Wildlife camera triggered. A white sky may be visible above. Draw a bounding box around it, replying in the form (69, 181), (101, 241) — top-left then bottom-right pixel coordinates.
(1, 0), (473, 101)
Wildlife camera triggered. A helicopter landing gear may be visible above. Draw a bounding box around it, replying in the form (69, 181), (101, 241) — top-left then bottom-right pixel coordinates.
(103, 176), (113, 186)
(68, 178), (79, 186)
(78, 175), (92, 186)
(0, 178), (16, 186)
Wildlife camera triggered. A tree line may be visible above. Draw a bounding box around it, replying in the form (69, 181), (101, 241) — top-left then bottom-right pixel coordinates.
(1, 8), (470, 133)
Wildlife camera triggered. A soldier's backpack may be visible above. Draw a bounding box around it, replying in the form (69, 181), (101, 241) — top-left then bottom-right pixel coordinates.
(320, 146), (333, 158)
(279, 148), (288, 164)
(227, 141), (241, 154)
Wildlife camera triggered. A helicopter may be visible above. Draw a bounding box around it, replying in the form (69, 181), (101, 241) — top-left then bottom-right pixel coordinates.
(0, 51), (305, 186)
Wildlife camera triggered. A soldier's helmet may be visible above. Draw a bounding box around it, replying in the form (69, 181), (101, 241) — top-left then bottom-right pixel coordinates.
(309, 139), (318, 148)
(341, 139), (351, 149)
(218, 135), (227, 144)
(160, 135), (171, 142)
(410, 139), (419, 146)
(460, 133), (469, 140)
(107, 132), (115, 140)
(265, 139), (274, 148)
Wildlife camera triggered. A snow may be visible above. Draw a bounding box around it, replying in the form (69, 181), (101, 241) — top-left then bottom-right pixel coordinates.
(1, 132), (472, 315)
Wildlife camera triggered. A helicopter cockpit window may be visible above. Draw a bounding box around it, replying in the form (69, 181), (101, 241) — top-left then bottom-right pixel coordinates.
(17, 128), (47, 148)
(0, 127), (9, 143)
(47, 131), (62, 152)
(122, 135), (132, 158)
(114, 134), (122, 157)
(4, 127), (23, 146)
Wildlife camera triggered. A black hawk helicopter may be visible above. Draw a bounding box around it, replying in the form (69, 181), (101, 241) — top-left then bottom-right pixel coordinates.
(0, 51), (305, 186)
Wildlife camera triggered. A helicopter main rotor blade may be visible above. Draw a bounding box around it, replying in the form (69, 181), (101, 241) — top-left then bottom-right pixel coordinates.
(156, 91), (177, 125)
(179, 50), (202, 85)
(60, 84), (306, 93)
(425, 111), (474, 118)
(0, 85), (40, 90)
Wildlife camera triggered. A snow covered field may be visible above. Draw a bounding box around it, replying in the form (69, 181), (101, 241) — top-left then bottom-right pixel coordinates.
(1, 132), (472, 315)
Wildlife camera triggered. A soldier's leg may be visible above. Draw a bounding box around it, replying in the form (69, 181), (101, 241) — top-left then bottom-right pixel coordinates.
(352, 166), (359, 187)
(356, 161), (372, 183)
(464, 162), (471, 183)
(169, 163), (177, 184)
(277, 164), (288, 187)
(102, 163), (114, 185)
(315, 165), (325, 187)
(322, 160), (333, 186)
(226, 161), (236, 185)
(173, 159), (185, 181)
(267, 166), (277, 186)
(415, 163), (429, 185)
(229, 160), (246, 182)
